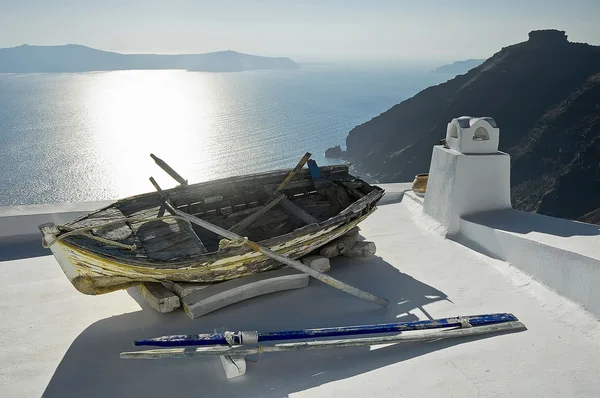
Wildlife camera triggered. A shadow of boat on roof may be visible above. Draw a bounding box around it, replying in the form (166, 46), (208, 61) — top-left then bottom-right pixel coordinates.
(42, 255), (494, 398)
(0, 235), (50, 261)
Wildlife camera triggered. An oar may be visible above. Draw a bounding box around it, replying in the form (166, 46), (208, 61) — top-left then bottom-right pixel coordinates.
(150, 153), (188, 186)
(121, 321), (526, 359)
(149, 178), (388, 307)
(149, 177), (176, 218)
(134, 313), (519, 347)
(267, 152), (312, 202)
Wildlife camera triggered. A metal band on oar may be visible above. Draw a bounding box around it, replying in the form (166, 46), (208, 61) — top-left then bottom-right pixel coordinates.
(121, 321), (526, 360)
(149, 178), (388, 307)
(134, 313), (519, 347)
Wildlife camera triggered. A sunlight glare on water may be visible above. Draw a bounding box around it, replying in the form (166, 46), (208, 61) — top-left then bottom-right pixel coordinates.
(0, 67), (447, 205)
(87, 70), (220, 195)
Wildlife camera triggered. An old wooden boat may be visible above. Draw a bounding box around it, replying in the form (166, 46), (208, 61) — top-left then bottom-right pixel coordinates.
(39, 163), (384, 295)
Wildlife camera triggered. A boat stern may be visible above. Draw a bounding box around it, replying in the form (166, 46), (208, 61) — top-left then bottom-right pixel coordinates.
(39, 222), (87, 287)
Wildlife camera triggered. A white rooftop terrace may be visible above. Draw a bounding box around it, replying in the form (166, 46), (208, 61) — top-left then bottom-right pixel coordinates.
(2, 117), (600, 397)
(1, 184), (600, 397)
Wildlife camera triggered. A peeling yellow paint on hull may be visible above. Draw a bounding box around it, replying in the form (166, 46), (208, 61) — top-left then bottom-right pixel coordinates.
(50, 211), (373, 295)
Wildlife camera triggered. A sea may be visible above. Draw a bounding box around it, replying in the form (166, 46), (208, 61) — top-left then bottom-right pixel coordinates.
(0, 65), (449, 206)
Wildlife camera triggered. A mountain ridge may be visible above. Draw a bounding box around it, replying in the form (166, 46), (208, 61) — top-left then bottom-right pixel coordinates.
(328, 30), (600, 224)
(0, 44), (299, 73)
(430, 59), (485, 74)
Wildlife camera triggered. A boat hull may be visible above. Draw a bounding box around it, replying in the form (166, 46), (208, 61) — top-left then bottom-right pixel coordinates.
(44, 210), (374, 295)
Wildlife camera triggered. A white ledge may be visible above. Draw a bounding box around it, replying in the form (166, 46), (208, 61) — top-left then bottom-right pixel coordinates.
(0, 200), (113, 240)
(405, 189), (600, 317)
(458, 209), (600, 316)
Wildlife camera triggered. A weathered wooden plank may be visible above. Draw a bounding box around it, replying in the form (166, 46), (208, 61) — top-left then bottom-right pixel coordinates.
(191, 208), (290, 234)
(339, 189), (383, 216)
(137, 220), (206, 259)
(87, 207), (124, 219)
(340, 181), (364, 189)
(319, 228), (360, 258)
(134, 219), (184, 242)
(117, 195), (163, 217)
(139, 234), (207, 259)
(229, 194), (286, 233)
(293, 197), (333, 219)
(278, 196), (319, 225)
(170, 281), (211, 298)
(264, 179), (317, 194)
(269, 152), (312, 200)
(137, 283), (181, 313)
(225, 205), (264, 219)
(94, 223), (133, 241)
(164, 165), (350, 204)
(242, 210), (289, 230)
(125, 205), (164, 220)
(68, 207), (125, 229)
(340, 181), (366, 200)
(182, 268), (309, 319)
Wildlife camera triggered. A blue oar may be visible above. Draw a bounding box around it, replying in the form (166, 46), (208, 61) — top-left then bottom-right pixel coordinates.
(134, 313), (518, 347)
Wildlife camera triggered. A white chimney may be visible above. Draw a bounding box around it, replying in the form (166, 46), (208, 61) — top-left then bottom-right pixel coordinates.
(423, 116), (512, 235)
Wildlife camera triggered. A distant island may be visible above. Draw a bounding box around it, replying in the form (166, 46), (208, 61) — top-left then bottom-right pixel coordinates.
(430, 59), (485, 74)
(0, 44), (299, 73)
(327, 30), (600, 225)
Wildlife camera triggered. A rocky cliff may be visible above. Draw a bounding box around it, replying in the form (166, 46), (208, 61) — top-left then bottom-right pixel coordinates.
(430, 59), (485, 74)
(333, 30), (600, 223)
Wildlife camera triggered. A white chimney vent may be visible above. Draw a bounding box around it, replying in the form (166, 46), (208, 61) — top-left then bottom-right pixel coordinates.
(445, 116), (499, 154)
(424, 116), (511, 234)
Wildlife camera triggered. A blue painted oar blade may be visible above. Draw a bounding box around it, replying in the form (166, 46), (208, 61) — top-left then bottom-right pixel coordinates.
(134, 313), (518, 347)
(258, 313), (517, 342)
(134, 333), (227, 347)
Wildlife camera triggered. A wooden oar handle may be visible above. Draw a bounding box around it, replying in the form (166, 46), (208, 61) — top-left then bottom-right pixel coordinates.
(150, 153), (188, 186)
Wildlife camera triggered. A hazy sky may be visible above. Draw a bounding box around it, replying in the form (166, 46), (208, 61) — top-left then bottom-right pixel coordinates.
(1, 0), (599, 62)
